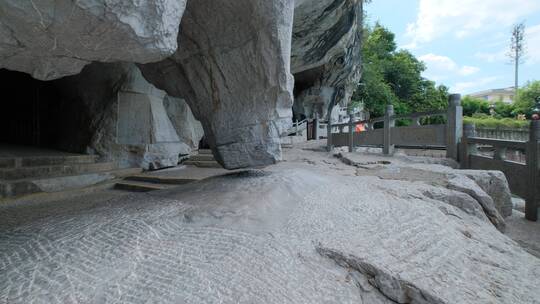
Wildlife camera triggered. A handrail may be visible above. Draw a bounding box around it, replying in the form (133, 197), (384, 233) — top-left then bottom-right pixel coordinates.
(286, 119), (308, 135)
(331, 110), (446, 129)
(392, 110), (446, 120)
(333, 118), (375, 128)
(466, 137), (527, 150)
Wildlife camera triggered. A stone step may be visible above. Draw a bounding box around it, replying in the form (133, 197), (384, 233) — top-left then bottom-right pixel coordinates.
(124, 175), (198, 185)
(281, 143), (293, 149)
(0, 162), (117, 180)
(0, 167), (142, 199)
(183, 160), (222, 168)
(0, 154), (99, 169)
(114, 181), (174, 192)
(189, 154), (215, 162)
(198, 149), (213, 155)
(0, 158), (16, 169)
(0, 180), (120, 205)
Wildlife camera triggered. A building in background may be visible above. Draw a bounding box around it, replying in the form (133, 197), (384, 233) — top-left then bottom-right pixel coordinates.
(468, 87), (515, 103)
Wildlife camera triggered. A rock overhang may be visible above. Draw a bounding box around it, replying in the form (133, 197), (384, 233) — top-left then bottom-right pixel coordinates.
(0, 0), (363, 169)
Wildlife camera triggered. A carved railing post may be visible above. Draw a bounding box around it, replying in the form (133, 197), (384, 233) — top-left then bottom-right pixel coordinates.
(460, 123), (476, 169)
(383, 104), (395, 155)
(526, 120), (540, 221)
(446, 94), (463, 160)
(314, 113), (319, 141)
(348, 114), (355, 153)
(494, 146), (507, 161)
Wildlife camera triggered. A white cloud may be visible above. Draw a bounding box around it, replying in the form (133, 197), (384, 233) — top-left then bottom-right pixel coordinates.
(525, 24), (540, 64)
(406, 0), (540, 47)
(459, 66), (481, 76)
(419, 53), (479, 81)
(452, 76), (499, 93)
(474, 23), (540, 64)
(475, 50), (507, 63)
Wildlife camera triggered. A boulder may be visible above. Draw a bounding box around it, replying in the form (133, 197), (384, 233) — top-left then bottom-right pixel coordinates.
(338, 152), (512, 231)
(0, 0), (185, 80)
(140, 0), (295, 169)
(1, 168), (538, 303)
(459, 170), (513, 218)
(163, 97), (204, 150)
(447, 174), (507, 232)
(292, 0), (363, 119)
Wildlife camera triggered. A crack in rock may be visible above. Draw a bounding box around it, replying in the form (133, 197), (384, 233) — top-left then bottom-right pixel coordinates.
(316, 246), (446, 304)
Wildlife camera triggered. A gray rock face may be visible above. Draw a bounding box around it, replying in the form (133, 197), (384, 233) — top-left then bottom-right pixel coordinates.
(1, 168), (538, 303)
(337, 151), (513, 231)
(163, 97), (204, 150)
(292, 0), (363, 119)
(460, 170), (513, 218)
(0, 0), (185, 80)
(140, 0), (295, 169)
(56, 63), (200, 170)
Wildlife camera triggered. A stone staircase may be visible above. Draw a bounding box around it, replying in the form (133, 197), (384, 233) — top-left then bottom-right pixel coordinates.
(113, 149), (222, 193)
(183, 149), (222, 168)
(115, 175), (198, 192)
(0, 153), (140, 199)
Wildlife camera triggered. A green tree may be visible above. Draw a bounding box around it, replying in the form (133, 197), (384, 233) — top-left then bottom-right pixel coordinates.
(461, 96), (490, 117)
(513, 80), (540, 117)
(353, 24), (449, 119)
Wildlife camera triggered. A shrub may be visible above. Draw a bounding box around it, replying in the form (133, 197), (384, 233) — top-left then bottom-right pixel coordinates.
(463, 116), (529, 129)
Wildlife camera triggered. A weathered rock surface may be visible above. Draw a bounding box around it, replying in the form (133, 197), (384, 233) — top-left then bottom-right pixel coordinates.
(0, 0), (185, 80)
(140, 0), (295, 169)
(55, 63), (200, 170)
(163, 96), (204, 150)
(292, 0), (363, 119)
(460, 170), (514, 218)
(337, 151), (514, 231)
(1, 167), (538, 303)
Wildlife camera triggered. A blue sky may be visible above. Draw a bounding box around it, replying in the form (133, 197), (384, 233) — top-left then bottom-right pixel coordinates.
(365, 0), (540, 94)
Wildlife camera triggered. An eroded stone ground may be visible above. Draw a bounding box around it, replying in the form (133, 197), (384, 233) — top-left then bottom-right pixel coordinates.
(1, 142), (539, 303)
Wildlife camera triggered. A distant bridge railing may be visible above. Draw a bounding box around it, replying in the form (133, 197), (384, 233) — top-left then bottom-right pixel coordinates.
(461, 121), (540, 221)
(328, 94), (463, 160)
(475, 127), (529, 141)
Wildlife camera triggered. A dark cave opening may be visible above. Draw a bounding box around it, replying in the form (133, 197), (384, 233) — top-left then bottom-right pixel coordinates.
(0, 69), (90, 154)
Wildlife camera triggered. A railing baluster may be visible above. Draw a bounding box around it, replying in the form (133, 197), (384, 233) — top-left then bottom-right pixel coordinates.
(494, 146), (507, 161)
(348, 114), (354, 152)
(446, 94), (463, 160)
(526, 120), (540, 221)
(461, 123), (476, 169)
(383, 105), (394, 155)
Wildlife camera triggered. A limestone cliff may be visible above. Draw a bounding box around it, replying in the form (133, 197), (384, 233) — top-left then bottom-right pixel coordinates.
(0, 0), (185, 80)
(292, 0), (363, 119)
(0, 0), (362, 169)
(140, 0), (295, 169)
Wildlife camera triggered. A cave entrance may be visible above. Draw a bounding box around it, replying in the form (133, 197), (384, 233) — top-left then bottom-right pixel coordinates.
(0, 69), (86, 156)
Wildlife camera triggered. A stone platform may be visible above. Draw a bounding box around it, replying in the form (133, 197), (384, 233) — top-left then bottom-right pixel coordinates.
(0, 144), (139, 199)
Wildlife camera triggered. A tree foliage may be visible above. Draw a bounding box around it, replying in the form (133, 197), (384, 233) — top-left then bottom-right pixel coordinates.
(352, 24), (449, 118)
(513, 80), (540, 117)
